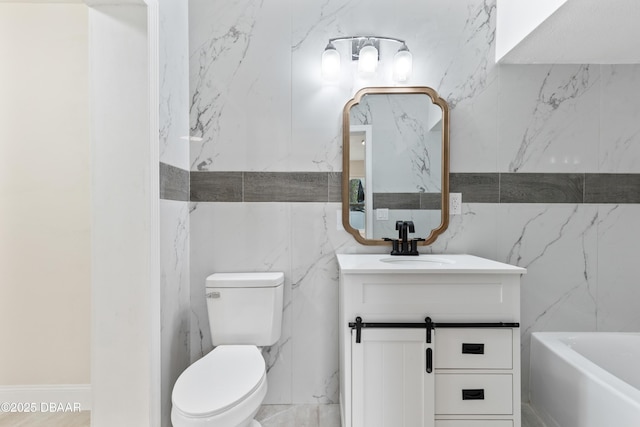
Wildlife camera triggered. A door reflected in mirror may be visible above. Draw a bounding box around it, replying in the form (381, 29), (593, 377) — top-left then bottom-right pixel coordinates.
(342, 87), (449, 246)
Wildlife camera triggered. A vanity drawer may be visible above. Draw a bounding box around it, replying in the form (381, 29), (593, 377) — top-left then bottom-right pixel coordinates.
(435, 329), (512, 369)
(435, 374), (512, 415)
(435, 421), (513, 427)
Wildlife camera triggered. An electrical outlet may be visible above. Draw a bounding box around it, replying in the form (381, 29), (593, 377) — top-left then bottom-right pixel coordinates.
(450, 193), (462, 215)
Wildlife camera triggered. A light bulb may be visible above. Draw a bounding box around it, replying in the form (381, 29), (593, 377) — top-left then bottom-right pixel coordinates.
(358, 41), (378, 75)
(321, 43), (341, 80)
(393, 43), (412, 82)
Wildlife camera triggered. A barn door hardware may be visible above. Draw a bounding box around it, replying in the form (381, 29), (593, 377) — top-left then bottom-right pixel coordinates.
(349, 316), (519, 344)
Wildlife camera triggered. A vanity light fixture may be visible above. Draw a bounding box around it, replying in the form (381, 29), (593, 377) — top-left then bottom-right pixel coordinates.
(321, 36), (413, 82)
(357, 39), (379, 75)
(321, 41), (341, 80)
(393, 42), (413, 82)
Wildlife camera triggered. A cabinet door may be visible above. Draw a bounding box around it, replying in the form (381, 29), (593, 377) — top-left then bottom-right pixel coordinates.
(351, 328), (435, 427)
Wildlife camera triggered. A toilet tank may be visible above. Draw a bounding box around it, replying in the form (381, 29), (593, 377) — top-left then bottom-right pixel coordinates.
(206, 272), (284, 346)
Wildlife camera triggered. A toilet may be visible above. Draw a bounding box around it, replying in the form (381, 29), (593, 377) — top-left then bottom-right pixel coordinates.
(171, 272), (284, 427)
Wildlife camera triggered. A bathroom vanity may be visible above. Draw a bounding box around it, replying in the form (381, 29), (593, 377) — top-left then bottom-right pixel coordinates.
(336, 254), (526, 427)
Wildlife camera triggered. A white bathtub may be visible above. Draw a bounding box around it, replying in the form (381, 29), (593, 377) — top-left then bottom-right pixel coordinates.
(530, 332), (640, 427)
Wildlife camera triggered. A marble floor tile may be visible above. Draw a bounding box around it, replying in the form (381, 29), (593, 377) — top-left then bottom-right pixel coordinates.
(0, 411), (89, 427)
(257, 404), (546, 427)
(0, 404), (545, 426)
(522, 403), (548, 427)
(256, 404), (341, 427)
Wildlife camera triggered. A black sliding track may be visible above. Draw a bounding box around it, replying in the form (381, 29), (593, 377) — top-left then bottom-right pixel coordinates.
(348, 316), (519, 344)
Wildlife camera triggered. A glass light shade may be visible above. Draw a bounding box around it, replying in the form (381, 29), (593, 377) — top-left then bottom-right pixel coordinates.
(393, 45), (412, 82)
(321, 44), (341, 80)
(358, 43), (378, 74)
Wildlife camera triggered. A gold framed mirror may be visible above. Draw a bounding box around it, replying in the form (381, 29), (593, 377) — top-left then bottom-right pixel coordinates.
(342, 86), (450, 246)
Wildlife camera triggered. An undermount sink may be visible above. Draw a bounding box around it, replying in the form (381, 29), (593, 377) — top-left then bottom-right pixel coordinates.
(379, 256), (456, 266)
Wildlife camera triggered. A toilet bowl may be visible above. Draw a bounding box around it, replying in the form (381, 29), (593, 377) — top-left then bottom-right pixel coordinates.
(171, 272), (284, 427)
(171, 345), (267, 427)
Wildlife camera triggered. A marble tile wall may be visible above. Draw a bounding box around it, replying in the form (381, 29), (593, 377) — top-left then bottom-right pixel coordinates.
(159, 0), (190, 425)
(188, 0), (640, 408)
(159, 200), (190, 425)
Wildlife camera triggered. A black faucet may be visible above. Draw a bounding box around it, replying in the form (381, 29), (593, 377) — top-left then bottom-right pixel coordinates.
(384, 220), (423, 256)
(398, 220), (413, 253)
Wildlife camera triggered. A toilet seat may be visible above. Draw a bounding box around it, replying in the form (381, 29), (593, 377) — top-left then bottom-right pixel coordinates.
(172, 345), (266, 419)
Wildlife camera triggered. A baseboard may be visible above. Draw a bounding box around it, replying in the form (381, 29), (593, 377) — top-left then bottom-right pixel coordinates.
(0, 384), (91, 411)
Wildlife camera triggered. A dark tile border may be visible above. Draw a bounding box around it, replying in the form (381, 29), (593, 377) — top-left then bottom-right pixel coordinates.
(174, 169), (640, 204)
(159, 162), (189, 201)
(450, 173), (499, 203)
(455, 172), (640, 204)
(420, 193), (442, 210)
(190, 171), (242, 202)
(372, 193), (442, 210)
(328, 172), (343, 203)
(500, 173), (583, 203)
(585, 174), (640, 203)
(373, 193), (420, 209)
(244, 172), (329, 202)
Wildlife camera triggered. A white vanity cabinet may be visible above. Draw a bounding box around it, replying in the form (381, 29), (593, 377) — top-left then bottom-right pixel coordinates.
(336, 254), (525, 427)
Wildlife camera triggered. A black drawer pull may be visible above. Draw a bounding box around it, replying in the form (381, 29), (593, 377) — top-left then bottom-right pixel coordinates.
(462, 343), (485, 354)
(462, 389), (485, 400)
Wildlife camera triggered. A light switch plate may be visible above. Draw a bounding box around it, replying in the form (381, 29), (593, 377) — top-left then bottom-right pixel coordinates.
(376, 208), (389, 220)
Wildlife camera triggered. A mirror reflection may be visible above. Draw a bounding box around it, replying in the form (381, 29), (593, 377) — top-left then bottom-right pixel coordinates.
(342, 87), (449, 246)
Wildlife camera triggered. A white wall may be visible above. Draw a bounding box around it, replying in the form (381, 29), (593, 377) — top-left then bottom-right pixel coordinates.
(1, 2), (164, 422)
(495, 0), (567, 62)
(0, 2), (90, 387)
(89, 2), (161, 425)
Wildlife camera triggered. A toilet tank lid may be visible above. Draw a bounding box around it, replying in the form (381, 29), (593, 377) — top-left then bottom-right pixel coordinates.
(206, 272), (284, 288)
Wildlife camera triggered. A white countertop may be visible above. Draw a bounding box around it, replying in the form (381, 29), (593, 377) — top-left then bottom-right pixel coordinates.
(336, 253), (526, 275)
